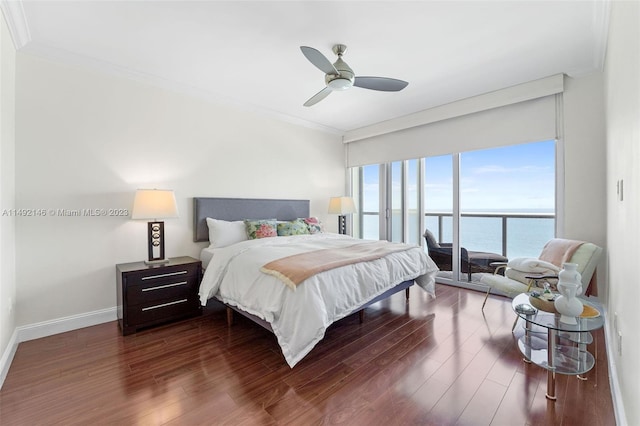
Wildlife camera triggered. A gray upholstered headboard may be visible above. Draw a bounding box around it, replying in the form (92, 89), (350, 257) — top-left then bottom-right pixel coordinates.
(193, 197), (310, 242)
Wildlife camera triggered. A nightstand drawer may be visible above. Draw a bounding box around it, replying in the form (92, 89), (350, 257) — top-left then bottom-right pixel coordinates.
(126, 275), (198, 305)
(125, 264), (199, 286)
(126, 295), (200, 326)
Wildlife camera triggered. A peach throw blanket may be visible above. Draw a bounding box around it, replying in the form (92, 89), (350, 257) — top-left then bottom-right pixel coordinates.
(538, 238), (597, 296)
(261, 241), (414, 289)
(538, 239), (584, 266)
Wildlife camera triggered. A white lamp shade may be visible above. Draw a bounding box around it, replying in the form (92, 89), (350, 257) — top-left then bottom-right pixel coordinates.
(328, 196), (357, 215)
(131, 189), (179, 219)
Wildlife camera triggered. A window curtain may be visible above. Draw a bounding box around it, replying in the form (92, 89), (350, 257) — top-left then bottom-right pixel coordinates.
(345, 74), (563, 167)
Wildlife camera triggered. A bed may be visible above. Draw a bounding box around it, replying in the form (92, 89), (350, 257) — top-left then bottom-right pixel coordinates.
(194, 197), (438, 367)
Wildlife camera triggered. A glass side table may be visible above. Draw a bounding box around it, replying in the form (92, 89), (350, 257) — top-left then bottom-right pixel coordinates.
(511, 293), (604, 400)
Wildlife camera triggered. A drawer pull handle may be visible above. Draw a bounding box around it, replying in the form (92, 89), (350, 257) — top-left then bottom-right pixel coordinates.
(141, 270), (188, 280)
(142, 299), (188, 311)
(142, 281), (188, 292)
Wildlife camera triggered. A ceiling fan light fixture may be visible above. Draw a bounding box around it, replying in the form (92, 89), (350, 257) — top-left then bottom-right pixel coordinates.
(327, 77), (353, 91)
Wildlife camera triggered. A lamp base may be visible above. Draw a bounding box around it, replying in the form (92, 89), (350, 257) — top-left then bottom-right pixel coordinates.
(147, 221), (166, 263)
(338, 215), (347, 235)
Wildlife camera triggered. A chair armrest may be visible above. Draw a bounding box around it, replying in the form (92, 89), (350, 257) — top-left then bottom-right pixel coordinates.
(430, 244), (469, 260)
(429, 246), (452, 255)
(490, 262), (508, 275)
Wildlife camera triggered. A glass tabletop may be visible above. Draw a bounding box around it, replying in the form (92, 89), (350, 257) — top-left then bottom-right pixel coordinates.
(511, 293), (604, 332)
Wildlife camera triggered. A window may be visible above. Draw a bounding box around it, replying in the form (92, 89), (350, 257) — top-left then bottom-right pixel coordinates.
(359, 164), (381, 240)
(390, 161), (403, 242)
(406, 159), (420, 245)
(459, 141), (555, 259)
(351, 140), (556, 286)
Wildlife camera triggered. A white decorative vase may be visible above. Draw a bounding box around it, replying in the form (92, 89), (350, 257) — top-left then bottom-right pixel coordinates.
(554, 263), (583, 324)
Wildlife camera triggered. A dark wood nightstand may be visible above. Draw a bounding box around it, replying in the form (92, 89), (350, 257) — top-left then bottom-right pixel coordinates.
(116, 256), (202, 335)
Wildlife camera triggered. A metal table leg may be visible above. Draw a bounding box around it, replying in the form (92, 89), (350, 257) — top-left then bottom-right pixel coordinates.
(522, 316), (532, 363)
(576, 331), (590, 380)
(546, 328), (557, 400)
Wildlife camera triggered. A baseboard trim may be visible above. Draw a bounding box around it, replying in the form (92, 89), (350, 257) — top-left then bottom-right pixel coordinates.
(0, 307), (117, 389)
(16, 307), (117, 343)
(603, 311), (628, 426)
(0, 328), (19, 390)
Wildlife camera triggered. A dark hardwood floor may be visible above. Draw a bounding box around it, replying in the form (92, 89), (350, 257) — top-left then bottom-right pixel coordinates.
(0, 284), (615, 425)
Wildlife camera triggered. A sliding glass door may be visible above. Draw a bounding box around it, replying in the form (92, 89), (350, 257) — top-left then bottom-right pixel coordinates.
(406, 159), (421, 245)
(390, 161), (403, 242)
(358, 164), (381, 240)
(389, 159), (422, 244)
(424, 155), (455, 279)
(459, 141), (556, 261)
(351, 140), (557, 287)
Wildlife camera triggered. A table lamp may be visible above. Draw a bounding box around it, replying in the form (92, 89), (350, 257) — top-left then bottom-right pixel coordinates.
(131, 189), (179, 264)
(328, 196), (357, 235)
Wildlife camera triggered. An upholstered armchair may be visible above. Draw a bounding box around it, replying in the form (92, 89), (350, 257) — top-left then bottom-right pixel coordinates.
(423, 229), (508, 282)
(480, 238), (603, 310)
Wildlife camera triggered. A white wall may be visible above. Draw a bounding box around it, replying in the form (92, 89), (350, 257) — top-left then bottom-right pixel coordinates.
(561, 73), (607, 294)
(0, 10), (17, 381)
(13, 53), (344, 326)
(604, 1), (640, 425)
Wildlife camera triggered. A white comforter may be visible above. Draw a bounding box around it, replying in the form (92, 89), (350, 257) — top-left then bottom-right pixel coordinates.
(199, 234), (438, 367)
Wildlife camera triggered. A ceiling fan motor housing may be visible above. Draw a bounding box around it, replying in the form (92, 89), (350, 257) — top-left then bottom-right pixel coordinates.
(325, 57), (354, 91)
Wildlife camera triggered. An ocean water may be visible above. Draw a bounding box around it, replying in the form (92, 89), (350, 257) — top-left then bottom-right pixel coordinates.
(364, 211), (555, 259)
(427, 215), (555, 258)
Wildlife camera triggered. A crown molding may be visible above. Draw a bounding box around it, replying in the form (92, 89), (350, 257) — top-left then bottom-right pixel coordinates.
(0, 0), (31, 49)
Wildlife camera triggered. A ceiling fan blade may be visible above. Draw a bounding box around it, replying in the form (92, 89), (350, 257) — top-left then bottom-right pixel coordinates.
(354, 76), (409, 92)
(303, 87), (332, 107)
(300, 46), (338, 75)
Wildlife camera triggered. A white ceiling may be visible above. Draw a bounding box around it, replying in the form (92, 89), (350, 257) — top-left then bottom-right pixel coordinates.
(4, 1), (609, 134)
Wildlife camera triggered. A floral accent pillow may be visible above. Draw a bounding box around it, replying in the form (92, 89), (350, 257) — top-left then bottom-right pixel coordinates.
(301, 217), (323, 234)
(277, 219), (311, 236)
(244, 219), (277, 239)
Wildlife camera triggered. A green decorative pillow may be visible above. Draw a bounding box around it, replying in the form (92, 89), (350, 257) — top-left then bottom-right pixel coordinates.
(244, 219), (277, 239)
(301, 217), (323, 234)
(277, 219), (311, 236)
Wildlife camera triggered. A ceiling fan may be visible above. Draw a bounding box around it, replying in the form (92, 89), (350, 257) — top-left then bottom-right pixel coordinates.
(300, 44), (409, 107)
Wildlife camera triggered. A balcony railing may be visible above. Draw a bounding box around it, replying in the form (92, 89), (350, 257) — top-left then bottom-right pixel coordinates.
(426, 211), (555, 258)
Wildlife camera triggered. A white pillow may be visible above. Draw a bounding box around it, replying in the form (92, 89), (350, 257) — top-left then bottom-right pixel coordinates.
(206, 217), (248, 248)
(507, 257), (560, 273)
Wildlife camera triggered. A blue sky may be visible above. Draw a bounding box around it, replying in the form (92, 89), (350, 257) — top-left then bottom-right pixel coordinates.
(362, 140), (556, 212)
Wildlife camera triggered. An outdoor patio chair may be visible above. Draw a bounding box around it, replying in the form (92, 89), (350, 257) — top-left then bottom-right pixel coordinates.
(423, 229), (508, 282)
